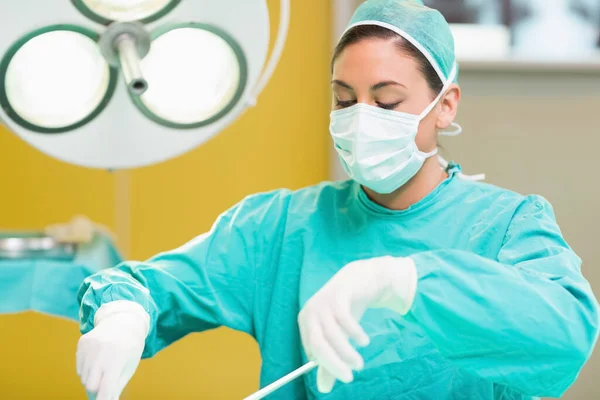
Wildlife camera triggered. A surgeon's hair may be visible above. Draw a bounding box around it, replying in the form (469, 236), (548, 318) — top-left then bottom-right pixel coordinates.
(331, 25), (444, 96)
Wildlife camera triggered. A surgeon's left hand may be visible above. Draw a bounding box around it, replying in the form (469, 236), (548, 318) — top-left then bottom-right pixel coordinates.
(298, 256), (417, 393)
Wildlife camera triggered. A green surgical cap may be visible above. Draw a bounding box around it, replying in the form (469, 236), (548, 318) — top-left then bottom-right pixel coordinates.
(346, 0), (457, 83)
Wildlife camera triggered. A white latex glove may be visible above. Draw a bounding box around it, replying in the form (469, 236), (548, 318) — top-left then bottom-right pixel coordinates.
(298, 256), (417, 393)
(77, 301), (150, 400)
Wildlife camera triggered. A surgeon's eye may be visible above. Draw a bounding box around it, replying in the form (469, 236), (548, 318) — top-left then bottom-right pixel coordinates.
(335, 99), (356, 109)
(376, 101), (401, 110)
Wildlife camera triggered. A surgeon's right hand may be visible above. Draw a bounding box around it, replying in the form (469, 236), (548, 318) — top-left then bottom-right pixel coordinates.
(77, 301), (150, 400)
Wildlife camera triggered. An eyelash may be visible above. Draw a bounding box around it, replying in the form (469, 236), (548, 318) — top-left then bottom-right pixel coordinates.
(377, 102), (401, 110)
(336, 100), (356, 108)
(335, 100), (401, 110)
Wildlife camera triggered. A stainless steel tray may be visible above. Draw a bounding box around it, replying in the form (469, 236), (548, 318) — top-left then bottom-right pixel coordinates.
(0, 232), (76, 260)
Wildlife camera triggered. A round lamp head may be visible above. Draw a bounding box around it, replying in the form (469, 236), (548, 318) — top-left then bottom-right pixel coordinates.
(2, 26), (116, 133)
(136, 24), (247, 128)
(73, 0), (180, 23)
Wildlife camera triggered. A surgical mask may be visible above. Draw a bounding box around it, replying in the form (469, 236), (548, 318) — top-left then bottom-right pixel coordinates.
(330, 65), (458, 194)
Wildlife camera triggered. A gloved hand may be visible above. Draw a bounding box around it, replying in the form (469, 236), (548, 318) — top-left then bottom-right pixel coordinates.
(77, 301), (150, 400)
(298, 256), (417, 393)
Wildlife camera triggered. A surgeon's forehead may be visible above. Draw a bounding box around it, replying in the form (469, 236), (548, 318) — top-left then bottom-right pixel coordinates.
(332, 39), (423, 88)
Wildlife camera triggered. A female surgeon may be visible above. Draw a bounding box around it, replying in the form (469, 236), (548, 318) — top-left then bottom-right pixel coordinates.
(75, 1), (599, 399)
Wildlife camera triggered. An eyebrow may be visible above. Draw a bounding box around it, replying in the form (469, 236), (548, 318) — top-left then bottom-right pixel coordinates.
(331, 80), (354, 90)
(371, 81), (407, 90)
(331, 80), (407, 91)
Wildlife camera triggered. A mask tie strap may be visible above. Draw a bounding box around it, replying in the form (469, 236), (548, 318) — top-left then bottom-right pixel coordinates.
(440, 122), (462, 137)
(418, 63), (458, 120)
(422, 147), (438, 158)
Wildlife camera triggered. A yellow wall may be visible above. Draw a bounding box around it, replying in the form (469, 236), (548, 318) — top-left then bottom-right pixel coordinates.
(0, 0), (331, 398)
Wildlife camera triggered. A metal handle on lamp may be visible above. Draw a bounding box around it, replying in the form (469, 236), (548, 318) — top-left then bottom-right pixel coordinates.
(116, 34), (148, 95)
(99, 22), (151, 97)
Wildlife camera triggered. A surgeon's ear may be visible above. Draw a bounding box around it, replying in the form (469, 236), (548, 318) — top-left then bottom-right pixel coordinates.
(436, 84), (460, 130)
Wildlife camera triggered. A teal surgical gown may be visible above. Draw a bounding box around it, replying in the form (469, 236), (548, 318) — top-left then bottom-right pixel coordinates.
(78, 164), (599, 399)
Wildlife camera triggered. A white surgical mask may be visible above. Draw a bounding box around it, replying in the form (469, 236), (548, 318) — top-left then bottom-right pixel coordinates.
(330, 64), (458, 194)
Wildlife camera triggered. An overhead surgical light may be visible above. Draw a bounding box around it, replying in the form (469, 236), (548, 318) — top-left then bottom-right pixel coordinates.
(0, 0), (290, 169)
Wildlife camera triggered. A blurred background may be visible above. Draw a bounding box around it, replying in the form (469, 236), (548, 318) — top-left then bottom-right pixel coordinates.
(0, 0), (598, 399)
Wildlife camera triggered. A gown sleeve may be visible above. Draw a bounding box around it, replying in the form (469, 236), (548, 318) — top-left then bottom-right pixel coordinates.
(77, 190), (291, 358)
(407, 195), (600, 398)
